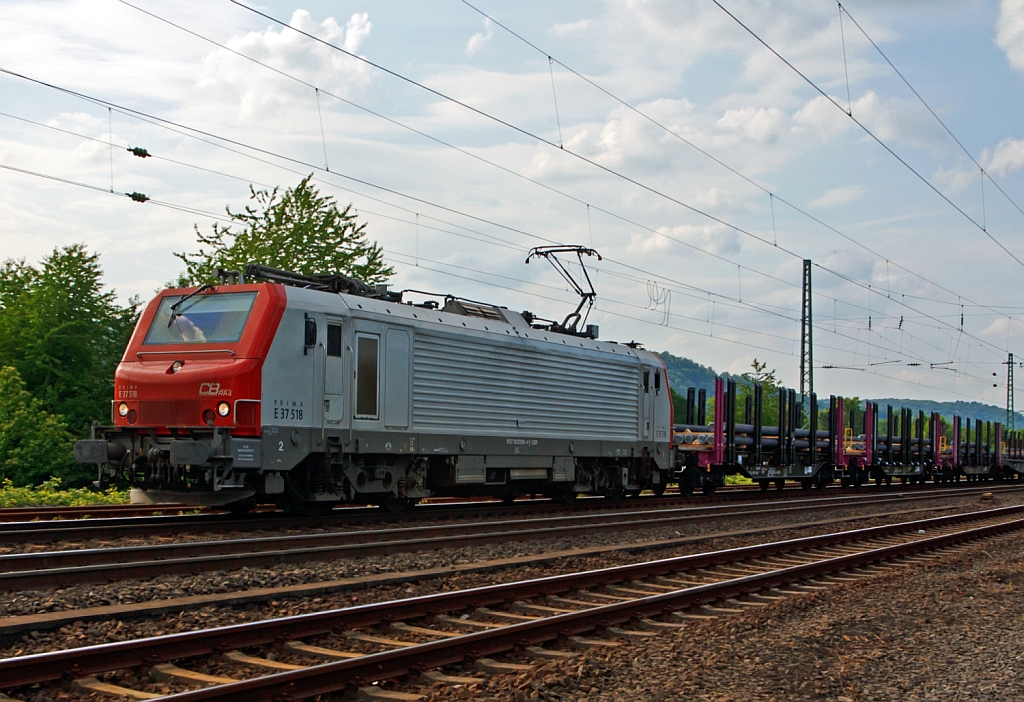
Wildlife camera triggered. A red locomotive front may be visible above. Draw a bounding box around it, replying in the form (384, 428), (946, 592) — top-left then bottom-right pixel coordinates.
(75, 283), (286, 510)
(113, 283), (285, 434)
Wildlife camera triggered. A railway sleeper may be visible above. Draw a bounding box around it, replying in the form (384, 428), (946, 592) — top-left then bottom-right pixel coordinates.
(603, 625), (658, 639)
(389, 622), (464, 638)
(69, 678), (160, 701)
(221, 651), (304, 671)
(432, 614), (503, 630)
(344, 630), (418, 648)
(282, 640), (363, 660)
(149, 663), (237, 685)
(546, 595), (601, 608)
(524, 645), (578, 659)
(417, 670), (483, 685)
(568, 636), (621, 650)
(472, 659), (534, 674)
(637, 618), (688, 630)
(698, 604), (746, 616)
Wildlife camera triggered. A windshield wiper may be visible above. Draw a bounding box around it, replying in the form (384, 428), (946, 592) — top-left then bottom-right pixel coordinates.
(168, 284), (214, 328)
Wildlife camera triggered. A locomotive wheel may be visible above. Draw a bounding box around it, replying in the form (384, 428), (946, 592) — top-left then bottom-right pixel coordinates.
(701, 481), (716, 496)
(652, 482), (667, 497)
(758, 480), (770, 491)
(774, 479), (785, 490)
(800, 479), (812, 491)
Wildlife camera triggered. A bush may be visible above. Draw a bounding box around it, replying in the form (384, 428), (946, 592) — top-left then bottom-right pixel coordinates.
(0, 476), (128, 507)
(0, 365), (77, 485)
(725, 473), (754, 485)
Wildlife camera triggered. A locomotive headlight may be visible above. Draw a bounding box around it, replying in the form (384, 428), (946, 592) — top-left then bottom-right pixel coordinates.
(217, 401), (231, 417)
(170, 360), (184, 373)
(118, 402), (130, 417)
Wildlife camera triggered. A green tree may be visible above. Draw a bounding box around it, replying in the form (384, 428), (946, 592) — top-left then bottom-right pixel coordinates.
(738, 359), (782, 426)
(0, 245), (138, 438)
(0, 366), (76, 485)
(174, 175), (393, 286)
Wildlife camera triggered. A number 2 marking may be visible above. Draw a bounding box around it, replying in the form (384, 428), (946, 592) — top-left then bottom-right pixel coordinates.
(278, 441), (285, 452)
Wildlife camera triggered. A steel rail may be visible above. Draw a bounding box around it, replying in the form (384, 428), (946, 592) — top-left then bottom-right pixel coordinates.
(0, 504), (195, 521)
(0, 487), (745, 535)
(2, 504), (1020, 689)
(0, 486), (1010, 591)
(0, 480), (999, 536)
(159, 514), (1022, 702)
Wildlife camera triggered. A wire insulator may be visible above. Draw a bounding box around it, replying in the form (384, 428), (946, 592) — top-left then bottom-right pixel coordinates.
(128, 146), (151, 158)
(126, 191), (149, 203)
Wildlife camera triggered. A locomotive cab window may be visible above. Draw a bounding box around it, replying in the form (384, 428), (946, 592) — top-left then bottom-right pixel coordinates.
(144, 292), (256, 345)
(326, 324), (342, 357)
(654, 369), (661, 393)
(643, 369), (650, 393)
(355, 334), (379, 419)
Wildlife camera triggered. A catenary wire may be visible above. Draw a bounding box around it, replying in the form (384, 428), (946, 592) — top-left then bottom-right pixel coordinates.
(711, 0), (1024, 269)
(218, 2), (1016, 363)
(461, 1), (1017, 319)
(0, 57), (1007, 375)
(386, 250), (993, 399)
(113, 0), (816, 317)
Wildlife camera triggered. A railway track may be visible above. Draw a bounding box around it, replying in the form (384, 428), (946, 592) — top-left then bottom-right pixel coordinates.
(0, 481), (1009, 545)
(1, 484), (1018, 592)
(2, 504), (1019, 701)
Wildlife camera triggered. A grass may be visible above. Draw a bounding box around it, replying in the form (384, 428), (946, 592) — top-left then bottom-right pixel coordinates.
(0, 477), (130, 508)
(725, 473), (754, 485)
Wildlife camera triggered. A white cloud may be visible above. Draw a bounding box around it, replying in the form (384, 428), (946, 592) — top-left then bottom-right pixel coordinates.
(983, 136), (1024, 176)
(933, 163), (980, 194)
(640, 224), (743, 257)
(808, 185), (865, 209)
(848, 91), (945, 149)
(792, 95), (853, 142)
(715, 107), (787, 144)
(549, 19), (591, 37)
(997, 0), (1024, 72)
(466, 18), (493, 56)
(195, 10), (373, 119)
(934, 136), (1024, 195)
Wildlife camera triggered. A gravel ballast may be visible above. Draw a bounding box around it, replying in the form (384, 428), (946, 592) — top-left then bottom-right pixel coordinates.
(0, 496), (1014, 661)
(0, 494), (1002, 619)
(412, 530), (1024, 701)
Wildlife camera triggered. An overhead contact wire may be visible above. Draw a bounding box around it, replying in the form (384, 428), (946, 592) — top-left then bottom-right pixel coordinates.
(457, 0), (1022, 351)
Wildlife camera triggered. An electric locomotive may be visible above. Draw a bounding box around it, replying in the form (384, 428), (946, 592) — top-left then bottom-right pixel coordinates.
(75, 263), (673, 513)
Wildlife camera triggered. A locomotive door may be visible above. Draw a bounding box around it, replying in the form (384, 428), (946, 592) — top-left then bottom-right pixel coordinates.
(641, 365), (653, 440)
(323, 317), (345, 425)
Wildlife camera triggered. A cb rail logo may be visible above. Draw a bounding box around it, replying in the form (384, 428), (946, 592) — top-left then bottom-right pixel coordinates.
(199, 382), (232, 397)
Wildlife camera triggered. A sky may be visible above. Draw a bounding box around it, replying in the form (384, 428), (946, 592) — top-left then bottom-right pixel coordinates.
(3, 0), (1024, 408)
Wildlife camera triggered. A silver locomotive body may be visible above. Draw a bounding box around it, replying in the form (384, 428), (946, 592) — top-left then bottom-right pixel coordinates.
(79, 279), (673, 511)
(258, 287), (673, 508)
